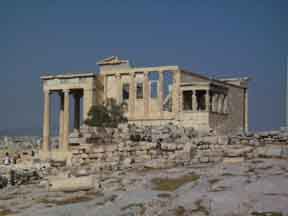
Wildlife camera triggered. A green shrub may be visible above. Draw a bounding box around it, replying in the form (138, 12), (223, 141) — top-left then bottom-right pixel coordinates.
(85, 98), (127, 128)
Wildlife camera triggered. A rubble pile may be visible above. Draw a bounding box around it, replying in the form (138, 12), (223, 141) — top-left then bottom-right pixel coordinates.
(226, 130), (288, 159)
(127, 124), (198, 143)
(0, 161), (49, 189)
(9, 169), (42, 186)
(229, 130), (288, 145)
(0, 175), (8, 189)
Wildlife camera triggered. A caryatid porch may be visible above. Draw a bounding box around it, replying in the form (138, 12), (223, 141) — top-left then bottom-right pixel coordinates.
(40, 73), (100, 161)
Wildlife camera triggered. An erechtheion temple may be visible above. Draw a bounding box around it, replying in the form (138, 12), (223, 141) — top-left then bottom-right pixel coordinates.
(40, 56), (249, 160)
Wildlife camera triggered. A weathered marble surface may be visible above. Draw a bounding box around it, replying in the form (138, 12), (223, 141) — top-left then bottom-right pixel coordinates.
(1, 158), (288, 216)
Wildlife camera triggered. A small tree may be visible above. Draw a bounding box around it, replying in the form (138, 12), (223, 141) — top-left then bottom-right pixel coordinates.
(85, 98), (127, 128)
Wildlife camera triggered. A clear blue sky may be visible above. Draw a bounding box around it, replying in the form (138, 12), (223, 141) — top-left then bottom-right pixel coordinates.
(0, 0), (287, 134)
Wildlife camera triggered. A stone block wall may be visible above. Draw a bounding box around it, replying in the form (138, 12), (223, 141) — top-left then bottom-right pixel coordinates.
(69, 125), (228, 170)
(70, 141), (189, 170)
(209, 85), (245, 135)
(68, 125), (288, 171)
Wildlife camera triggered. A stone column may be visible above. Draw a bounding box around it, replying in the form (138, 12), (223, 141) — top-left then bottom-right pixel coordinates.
(218, 94), (223, 113)
(244, 88), (248, 132)
(172, 70), (181, 114)
(192, 91), (197, 111)
(104, 75), (107, 102)
(74, 93), (81, 132)
(62, 89), (70, 151)
(205, 90), (210, 112)
(209, 92), (213, 112)
(223, 95), (228, 114)
(143, 71), (149, 117)
(83, 88), (96, 121)
(214, 94), (219, 113)
(129, 72), (135, 118)
(58, 92), (64, 145)
(221, 94), (226, 113)
(211, 93), (215, 112)
(116, 74), (122, 104)
(159, 71), (164, 115)
(42, 90), (51, 152)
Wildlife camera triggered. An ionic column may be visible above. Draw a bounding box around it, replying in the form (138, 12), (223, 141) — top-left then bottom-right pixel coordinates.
(209, 92), (213, 112)
(159, 71), (164, 115)
(172, 70), (181, 114)
(74, 93), (81, 132)
(116, 74), (122, 104)
(42, 90), (51, 152)
(58, 92), (64, 145)
(244, 88), (249, 132)
(218, 94), (223, 113)
(143, 72), (149, 117)
(223, 95), (228, 113)
(211, 94), (215, 112)
(83, 88), (96, 120)
(205, 90), (210, 112)
(62, 89), (70, 151)
(192, 91), (197, 111)
(103, 75), (107, 102)
(129, 72), (135, 118)
(214, 94), (219, 113)
(221, 94), (226, 113)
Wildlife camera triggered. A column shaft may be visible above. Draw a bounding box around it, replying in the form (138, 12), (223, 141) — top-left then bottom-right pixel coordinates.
(218, 94), (223, 113)
(83, 88), (95, 120)
(42, 90), (51, 152)
(129, 72), (135, 118)
(59, 92), (64, 145)
(74, 93), (81, 131)
(244, 89), (249, 132)
(143, 72), (149, 117)
(192, 91), (197, 111)
(159, 71), (164, 115)
(172, 70), (181, 114)
(223, 95), (228, 113)
(104, 75), (107, 102)
(116, 74), (122, 104)
(214, 94), (219, 113)
(205, 90), (210, 112)
(221, 94), (226, 113)
(62, 90), (70, 151)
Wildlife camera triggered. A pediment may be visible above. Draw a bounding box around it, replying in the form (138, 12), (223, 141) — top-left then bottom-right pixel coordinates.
(97, 56), (129, 66)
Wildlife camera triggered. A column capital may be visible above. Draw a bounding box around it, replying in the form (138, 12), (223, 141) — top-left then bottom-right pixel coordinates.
(43, 89), (51, 94)
(63, 89), (70, 94)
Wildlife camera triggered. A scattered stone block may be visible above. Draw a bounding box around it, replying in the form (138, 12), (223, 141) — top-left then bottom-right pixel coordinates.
(223, 157), (244, 163)
(48, 176), (95, 192)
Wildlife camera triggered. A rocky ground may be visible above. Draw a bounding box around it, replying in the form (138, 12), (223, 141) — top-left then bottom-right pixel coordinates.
(1, 158), (288, 216)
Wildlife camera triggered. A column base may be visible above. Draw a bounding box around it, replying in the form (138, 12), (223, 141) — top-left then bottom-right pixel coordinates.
(39, 150), (73, 164)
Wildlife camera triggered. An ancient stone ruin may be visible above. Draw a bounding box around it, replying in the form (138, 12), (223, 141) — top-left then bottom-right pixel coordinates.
(2, 57), (288, 216)
(39, 56), (249, 162)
